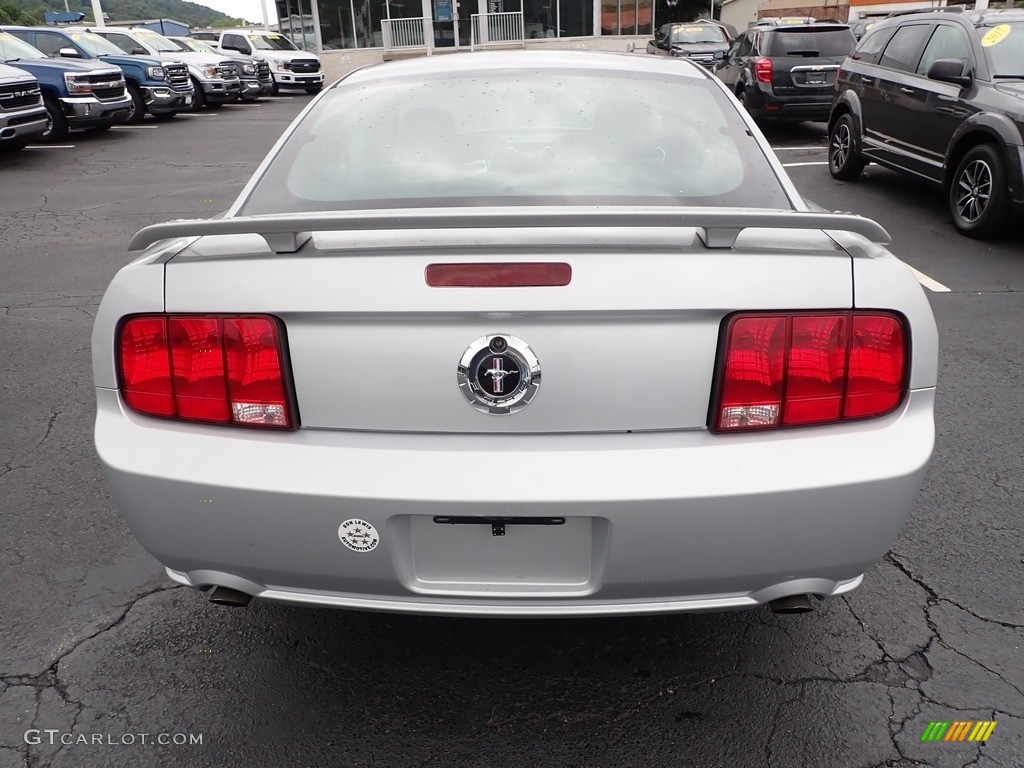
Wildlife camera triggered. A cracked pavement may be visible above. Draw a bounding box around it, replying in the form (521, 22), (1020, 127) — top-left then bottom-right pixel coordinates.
(1, 106), (1022, 767)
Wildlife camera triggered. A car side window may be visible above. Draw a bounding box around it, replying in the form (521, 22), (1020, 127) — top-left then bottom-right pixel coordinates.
(877, 23), (932, 73)
(102, 33), (137, 54)
(737, 33), (754, 57)
(225, 34), (250, 53)
(656, 25), (670, 46)
(915, 24), (972, 76)
(853, 26), (895, 65)
(32, 32), (67, 57)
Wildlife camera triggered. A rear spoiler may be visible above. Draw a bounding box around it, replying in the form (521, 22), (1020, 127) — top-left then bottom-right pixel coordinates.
(128, 208), (891, 254)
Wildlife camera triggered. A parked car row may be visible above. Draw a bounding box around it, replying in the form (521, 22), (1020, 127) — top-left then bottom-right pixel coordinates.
(0, 26), (323, 149)
(646, 9), (1023, 239)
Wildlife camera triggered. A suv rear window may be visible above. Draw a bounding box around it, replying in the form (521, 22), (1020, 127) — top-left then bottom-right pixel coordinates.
(765, 28), (856, 56)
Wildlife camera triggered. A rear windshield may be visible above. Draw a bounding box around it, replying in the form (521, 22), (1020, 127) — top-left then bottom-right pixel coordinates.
(765, 28), (856, 56)
(240, 70), (791, 214)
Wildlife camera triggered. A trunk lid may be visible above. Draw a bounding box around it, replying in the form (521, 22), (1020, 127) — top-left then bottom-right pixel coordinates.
(164, 227), (853, 434)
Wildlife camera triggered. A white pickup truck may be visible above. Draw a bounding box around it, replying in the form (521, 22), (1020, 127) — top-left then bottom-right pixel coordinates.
(191, 30), (324, 94)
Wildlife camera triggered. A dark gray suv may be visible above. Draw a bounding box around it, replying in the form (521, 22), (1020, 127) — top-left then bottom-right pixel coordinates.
(828, 9), (1024, 239)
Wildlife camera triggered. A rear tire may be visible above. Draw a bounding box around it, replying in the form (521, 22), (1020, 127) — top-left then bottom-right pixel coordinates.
(41, 95), (69, 143)
(828, 113), (866, 181)
(949, 144), (1011, 239)
(125, 82), (146, 124)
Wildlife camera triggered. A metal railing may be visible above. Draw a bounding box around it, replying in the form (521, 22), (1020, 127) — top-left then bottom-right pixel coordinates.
(381, 17), (434, 56)
(470, 11), (526, 51)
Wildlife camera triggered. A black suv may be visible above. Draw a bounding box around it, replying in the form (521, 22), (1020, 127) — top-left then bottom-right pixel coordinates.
(646, 22), (731, 69)
(714, 23), (856, 120)
(828, 9), (1024, 238)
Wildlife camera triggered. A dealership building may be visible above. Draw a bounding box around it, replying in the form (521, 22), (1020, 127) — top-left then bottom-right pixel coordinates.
(272, 0), (659, 53)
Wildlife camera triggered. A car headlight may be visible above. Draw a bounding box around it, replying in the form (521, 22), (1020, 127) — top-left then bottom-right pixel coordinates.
(146, 66), (165, 80)
(275, 60), (291, 71)
(201, 65), (219, 79)
(241, 63), (255, 75)
(63, 73), (92, 94)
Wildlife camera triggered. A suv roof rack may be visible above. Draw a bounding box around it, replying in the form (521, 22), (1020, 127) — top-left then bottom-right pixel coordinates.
(885, 6), (963, 17)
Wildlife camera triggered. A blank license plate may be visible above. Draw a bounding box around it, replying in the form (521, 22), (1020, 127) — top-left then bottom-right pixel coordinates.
(806, 73), (826, 84)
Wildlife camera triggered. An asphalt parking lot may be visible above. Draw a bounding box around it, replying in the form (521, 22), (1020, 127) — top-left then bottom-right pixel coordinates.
(1, 94), (1023, 768)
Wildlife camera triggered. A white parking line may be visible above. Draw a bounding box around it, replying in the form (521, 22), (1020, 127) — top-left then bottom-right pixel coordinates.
(116, 125), (158, 129)
(176, 113), (218, 117)
(26, 145), (75, 149)
(908, 265), (951, 293)
(783, 161), (829, 167)
(774, 146), (828, 151)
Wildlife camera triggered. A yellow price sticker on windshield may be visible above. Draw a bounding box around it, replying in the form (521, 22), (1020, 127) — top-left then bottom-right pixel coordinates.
(981, 24), (1010, 47)
(683, 26), (703, 32)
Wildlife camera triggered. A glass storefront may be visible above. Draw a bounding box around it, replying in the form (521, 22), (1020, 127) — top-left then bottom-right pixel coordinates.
(291, 0), (624, 50)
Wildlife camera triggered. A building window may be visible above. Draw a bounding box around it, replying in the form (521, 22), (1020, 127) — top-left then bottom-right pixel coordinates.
(601, 0), (652, 35)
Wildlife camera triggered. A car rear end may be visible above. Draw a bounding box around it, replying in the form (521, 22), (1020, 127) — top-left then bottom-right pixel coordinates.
(750, 24), (855, 120)
(92, 54), (936, 617)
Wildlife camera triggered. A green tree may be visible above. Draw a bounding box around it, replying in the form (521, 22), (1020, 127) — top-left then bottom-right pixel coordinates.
(0, 0), (38, 24)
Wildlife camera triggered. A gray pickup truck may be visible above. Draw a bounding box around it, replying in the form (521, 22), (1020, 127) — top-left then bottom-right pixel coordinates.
(0, 61), (48, 149)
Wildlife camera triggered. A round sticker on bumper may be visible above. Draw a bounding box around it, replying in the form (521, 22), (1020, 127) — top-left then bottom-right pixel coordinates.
(338, 519), (379, 553)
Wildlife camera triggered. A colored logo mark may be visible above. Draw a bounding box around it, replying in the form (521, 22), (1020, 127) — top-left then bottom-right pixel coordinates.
(921, 721), (997, 742)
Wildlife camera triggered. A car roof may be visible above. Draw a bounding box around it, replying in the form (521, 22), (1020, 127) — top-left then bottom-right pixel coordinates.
(342, 50), (714, 87)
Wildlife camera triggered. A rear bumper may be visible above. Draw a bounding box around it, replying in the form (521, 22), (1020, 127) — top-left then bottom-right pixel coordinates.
(748, 87), (834, 121)
(94, 387), (935, 617)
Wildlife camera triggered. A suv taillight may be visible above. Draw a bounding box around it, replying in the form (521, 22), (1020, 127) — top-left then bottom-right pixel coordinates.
(118, 314), (294, 429)
(711, 312), (907, 432)
(754, 57), (773, 83)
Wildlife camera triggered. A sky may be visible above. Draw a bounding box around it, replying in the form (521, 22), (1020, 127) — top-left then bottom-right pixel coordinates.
(192, 0), (278, 24)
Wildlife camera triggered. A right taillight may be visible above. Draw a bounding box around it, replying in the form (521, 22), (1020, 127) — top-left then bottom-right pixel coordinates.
(754, 57), (773, 84)
(118, 314), (295, 429)
(712, 311), (907, 433)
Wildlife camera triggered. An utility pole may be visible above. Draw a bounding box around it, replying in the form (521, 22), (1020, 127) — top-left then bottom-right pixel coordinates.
(90, 0), (105, 26)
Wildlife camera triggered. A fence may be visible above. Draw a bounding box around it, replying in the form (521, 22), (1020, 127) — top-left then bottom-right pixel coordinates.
(470, 11), (526, 50)
(381, 17), (434, 56)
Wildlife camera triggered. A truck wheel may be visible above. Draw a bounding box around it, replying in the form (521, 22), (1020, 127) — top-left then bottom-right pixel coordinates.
(190, 79), (206, 111)
(271, 83), (280, 96)
(125, 83), (146, 124)
(41, 95), (69, 143)
(304, 85), (322, 94)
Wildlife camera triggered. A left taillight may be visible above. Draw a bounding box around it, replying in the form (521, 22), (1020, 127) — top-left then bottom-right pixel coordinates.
(118, 314), (295, 429)
(711, 311), (907, 433)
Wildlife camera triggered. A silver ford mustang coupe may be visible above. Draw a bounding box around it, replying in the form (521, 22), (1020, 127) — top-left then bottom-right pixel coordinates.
(92, 51), (937, 617)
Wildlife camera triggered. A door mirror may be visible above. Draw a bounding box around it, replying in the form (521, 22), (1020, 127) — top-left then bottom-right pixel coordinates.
(58, 47), (81, 58)
(927, 59), (972, 88)
(713, 49), (726, 60)
(131, 47), (148, 55)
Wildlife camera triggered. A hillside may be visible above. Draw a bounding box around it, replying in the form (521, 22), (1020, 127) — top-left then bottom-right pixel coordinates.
(3, 0), (247, 28)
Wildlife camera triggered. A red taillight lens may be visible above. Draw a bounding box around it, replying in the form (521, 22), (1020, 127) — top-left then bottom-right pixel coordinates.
(713, 312), (906, 432)
(426, 263), (572, 287)
(118, 315), (293, 429)
(120, 317), (174, 417)
(754, 57), (773, 84)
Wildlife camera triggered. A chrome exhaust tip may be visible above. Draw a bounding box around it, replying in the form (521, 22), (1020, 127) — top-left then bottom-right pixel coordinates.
(768, 594), (814, 614)
(208, 586), (253, 607)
